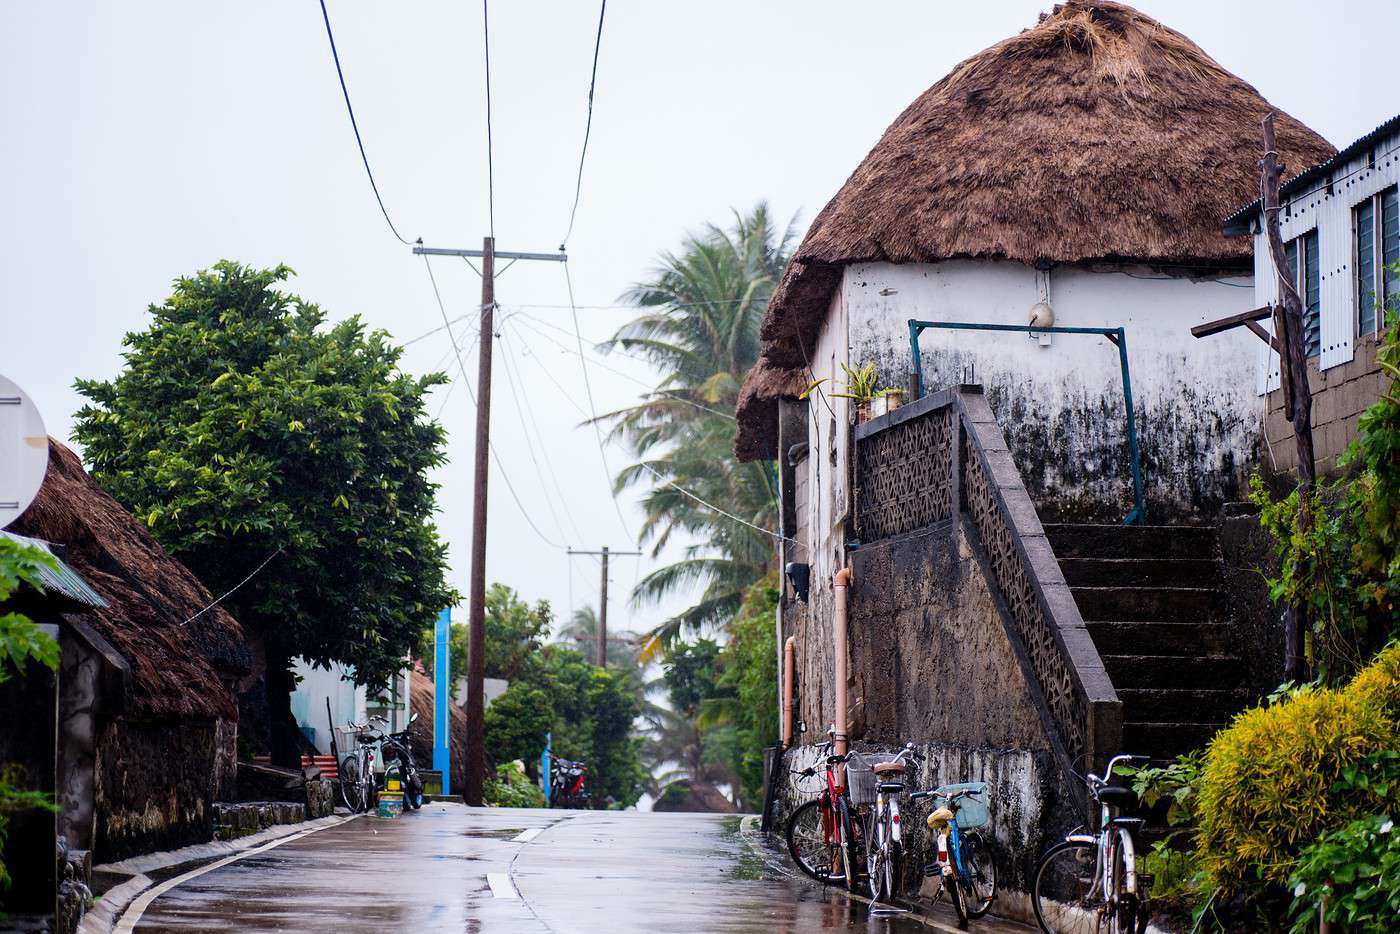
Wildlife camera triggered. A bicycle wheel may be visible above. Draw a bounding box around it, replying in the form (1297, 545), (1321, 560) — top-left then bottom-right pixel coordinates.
(340, 755), (365, 812)
(961, 831), (998, 919)
(948, 867), (970, 930)
(1032, 840), (1103, 934)
(865, 811), (888, 901)
(885, 840), (903, 902)
(838, 799), (863, 894)
(1106, 836), (1137, 934)
(787, 800), (838, 883)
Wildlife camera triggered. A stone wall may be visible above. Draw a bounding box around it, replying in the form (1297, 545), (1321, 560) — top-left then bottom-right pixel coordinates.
(1264, 331), (1389, 476)
(778, 516), (1084, 912)
(94, 717), (236, 861)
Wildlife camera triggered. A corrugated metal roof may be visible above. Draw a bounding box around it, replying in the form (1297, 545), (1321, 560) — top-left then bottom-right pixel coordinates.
(1, 529), (107, 609)
(1224, 113), (1400, 234)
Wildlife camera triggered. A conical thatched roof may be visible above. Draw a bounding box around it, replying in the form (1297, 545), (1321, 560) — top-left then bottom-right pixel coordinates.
(756, 0), (1334, 364)
(10, 441), (249, 720)
(736, 1), (1335, 461)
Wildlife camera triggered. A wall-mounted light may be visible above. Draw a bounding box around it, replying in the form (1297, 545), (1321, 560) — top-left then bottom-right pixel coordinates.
(785, 562), (811, 602)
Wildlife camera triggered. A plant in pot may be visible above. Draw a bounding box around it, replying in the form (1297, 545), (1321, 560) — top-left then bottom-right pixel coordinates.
(802, 363), (902, 423)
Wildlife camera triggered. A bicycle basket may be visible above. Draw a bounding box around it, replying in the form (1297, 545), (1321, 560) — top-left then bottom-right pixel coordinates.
(933, 781), (991, 830)
(845, 751), (905, 807)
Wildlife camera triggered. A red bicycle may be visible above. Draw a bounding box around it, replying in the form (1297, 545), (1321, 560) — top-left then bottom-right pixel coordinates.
(785, 730), (864, 892)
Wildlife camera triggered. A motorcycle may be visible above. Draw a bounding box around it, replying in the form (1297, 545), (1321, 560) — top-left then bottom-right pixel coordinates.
(548, 754), (590, 809)
(380, 712), (424, 811)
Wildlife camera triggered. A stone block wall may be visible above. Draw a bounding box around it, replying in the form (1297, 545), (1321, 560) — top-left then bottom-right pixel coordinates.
(1265, 331), (1389, 476)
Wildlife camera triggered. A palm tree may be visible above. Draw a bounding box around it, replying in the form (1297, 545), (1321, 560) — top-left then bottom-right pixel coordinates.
(596, 202), (797, 657)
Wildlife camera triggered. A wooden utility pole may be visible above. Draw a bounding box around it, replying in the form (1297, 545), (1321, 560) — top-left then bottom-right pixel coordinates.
(1261, 112), (1317, 679)
(568, 545), (640, 667)
(413, 239), (567, 806)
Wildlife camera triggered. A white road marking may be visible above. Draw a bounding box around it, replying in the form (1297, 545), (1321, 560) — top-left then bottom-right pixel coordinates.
(487, 871), (520, 899)
(512, 828), (543, 843)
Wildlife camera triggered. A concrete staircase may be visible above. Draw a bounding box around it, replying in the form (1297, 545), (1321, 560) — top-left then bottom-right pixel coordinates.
(1044, 523), (1249, 763)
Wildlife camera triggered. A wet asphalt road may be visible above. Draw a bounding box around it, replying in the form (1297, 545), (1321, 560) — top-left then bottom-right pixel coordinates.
(130, 803), (974, 933)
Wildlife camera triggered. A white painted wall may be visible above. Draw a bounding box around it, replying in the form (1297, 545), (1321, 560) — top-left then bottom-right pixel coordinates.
(836, 259), (1259, 518)
(289, 659), (366, 756)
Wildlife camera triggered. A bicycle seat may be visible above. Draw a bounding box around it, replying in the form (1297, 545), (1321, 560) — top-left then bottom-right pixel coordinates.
(872, 762), (906, 775)
(878, 781), (906, 794)
(826, 754), (845, 765)
(1097, 786), (1137, 809)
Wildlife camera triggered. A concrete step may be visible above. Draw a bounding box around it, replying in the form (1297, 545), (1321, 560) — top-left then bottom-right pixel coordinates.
(1044, 524), (1218, 561)
(1117, 688), (1252, 723)
(1086, 621), (1234, 656)
(1122, 721), (1231, 762)
(1102, 654), (1244, 690)
(1071, 585), (1216, 623)
(1058, 557), (1220, 589)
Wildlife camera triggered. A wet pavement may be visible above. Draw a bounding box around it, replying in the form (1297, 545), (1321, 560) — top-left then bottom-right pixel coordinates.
(130, 803), (1026, 932)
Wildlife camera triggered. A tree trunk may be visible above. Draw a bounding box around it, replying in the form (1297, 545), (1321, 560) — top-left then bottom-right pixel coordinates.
(267, 655), (303, 770)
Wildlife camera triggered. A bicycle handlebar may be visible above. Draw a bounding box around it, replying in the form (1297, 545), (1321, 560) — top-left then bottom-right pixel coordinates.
(1087, 754), (1149, 789)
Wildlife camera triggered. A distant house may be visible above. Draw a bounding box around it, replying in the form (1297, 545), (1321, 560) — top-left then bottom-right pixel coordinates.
(1223, 114), (1400, 475)
(8, 440), (251, 862)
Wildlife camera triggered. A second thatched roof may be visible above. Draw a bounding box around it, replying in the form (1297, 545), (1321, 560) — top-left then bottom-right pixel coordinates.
(10, 441), (250, 720)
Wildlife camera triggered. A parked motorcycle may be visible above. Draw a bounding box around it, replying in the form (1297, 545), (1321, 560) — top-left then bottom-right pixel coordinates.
(380, 712), (424, 811)
(548, 753), (590, 809)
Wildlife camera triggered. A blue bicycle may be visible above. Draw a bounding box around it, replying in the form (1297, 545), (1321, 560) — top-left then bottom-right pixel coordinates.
(910, 782), (998, 929)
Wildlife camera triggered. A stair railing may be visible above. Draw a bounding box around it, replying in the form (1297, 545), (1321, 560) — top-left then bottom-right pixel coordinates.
(854, 386), (1122, 809)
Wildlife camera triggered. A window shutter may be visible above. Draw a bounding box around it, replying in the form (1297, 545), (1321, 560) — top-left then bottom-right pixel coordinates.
(1383, 188), (1399, 308)
(1358, 199), (1377, 337)
(1257, 229), (1281, 395)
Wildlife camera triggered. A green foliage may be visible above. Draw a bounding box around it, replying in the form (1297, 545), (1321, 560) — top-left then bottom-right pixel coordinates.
(1195, 645), (1400, 891)
(418, 585), (553, 684)
(703, 575), (779, 807)
(1115, 749), (1204, 828)
(661, 639), (726, 716)
(1251, 295), (1400, 682)
(484, 682), (554, 766)
(71, 261), (454, 690)
(1288, 814), (1400, 933)
(483, 760), (546, 809)
(0, 538), (61, 681)
(801, 362), (900, 404)
(0, 765), (58, 890)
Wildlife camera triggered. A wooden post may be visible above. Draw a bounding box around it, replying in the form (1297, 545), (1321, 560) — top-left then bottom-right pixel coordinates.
(597, 545), (609, 668)
(1261, 113), (1316, 679)
(464, 237), (494, 807)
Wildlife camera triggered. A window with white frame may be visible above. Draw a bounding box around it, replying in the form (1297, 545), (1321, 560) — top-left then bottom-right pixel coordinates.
(1356, 186), (1399, 336)
(1285, 229), (1322, 357)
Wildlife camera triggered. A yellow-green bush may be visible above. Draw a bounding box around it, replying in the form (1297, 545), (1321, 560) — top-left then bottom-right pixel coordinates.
(1195, 648), (1400, 891)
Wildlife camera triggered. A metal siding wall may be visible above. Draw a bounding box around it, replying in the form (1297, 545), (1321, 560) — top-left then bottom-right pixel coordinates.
(1255, 228), (1282, 395)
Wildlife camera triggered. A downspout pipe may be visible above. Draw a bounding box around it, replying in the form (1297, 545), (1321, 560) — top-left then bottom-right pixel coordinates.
(833, 568), (852, 758)
(782, 636), (796, 749)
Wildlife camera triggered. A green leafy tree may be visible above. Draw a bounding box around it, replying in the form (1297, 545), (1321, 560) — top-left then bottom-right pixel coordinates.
(419, 584), (553, 685)
(71, 261), (454, 765)
(484, 682), (554, 766)
(0, 538), (60, 888)
(598, 203), (794, 653)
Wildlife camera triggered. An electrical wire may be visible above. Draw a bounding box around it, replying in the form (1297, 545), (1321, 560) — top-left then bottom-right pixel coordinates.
(561, 0), (607, 248)
(481, 0), (496, 239)
(564, 261), (634, 541)
(178, 548), (284, 627)
(317, 0), (412, 245)
(421, 255), (566, 551)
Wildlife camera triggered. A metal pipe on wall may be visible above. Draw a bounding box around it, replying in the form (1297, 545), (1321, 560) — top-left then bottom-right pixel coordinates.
(782, 636), (796, 749)
(833, 568), (851, 757)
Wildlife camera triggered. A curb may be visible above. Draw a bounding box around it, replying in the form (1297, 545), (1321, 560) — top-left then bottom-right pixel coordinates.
(79, 813), (358, 934)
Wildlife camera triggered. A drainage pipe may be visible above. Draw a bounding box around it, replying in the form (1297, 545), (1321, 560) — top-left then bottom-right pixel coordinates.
(833, 568), (852, 758)
(782, 636), (796, 749)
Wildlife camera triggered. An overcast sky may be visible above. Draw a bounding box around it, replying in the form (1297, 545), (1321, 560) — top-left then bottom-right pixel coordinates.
(3, 1), (1396, 639)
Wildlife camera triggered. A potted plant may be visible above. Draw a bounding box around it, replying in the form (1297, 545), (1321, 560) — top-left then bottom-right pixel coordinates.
(801, 363), (902, 423)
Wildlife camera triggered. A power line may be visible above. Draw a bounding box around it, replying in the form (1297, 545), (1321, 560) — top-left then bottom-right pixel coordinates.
(178, 548), (284, 628)
(316, 0), (412, 245)
(564, 261), (634, 541)
(562, 0), (608, 248)
(481, 0), (496, 239)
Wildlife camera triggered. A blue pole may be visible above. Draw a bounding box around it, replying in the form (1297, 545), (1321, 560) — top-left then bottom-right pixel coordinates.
(1116, 328), (1146, 525)
(541, 732), (552, 805)
(908, 320), (925, 398)
(434, 607), (451, 795)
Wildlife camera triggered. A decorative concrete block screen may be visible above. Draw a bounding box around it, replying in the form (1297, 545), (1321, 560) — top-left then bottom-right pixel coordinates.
(854, 388), (1121, 787)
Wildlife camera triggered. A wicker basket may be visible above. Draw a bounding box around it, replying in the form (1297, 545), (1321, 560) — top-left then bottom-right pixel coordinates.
(845, 751), (906, 807)
(932, 781), (991, 830)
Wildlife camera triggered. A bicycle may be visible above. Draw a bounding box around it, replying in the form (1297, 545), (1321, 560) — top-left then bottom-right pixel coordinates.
(909, 782), (998, 930)
(337, 716), (386, 813)
(784, 729), (864, 893)
(848, 742), (923, 902)
(1031, 754), (1149, 934)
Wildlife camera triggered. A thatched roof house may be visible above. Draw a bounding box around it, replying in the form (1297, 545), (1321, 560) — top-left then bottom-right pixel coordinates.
(737, 0), (1334, 461)
(10, 440), (249, 720)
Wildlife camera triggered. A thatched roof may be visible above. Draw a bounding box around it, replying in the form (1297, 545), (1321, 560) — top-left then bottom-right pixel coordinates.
(9, 440), (249, 720)
(734, 363), (810, 464)
(756, 0), (1334, 366)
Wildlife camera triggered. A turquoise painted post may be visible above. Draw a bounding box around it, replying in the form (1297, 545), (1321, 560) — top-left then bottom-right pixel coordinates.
(434, 607), (451, 795)
(541, 732), (552, 805)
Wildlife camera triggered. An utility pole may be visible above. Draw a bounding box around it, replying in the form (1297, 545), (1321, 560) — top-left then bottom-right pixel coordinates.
(414, 238), (566, 806)
(568, 545), (640, 667)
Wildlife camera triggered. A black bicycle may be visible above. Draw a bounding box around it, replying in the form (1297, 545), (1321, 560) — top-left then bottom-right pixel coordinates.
(380, 712), (423, 811)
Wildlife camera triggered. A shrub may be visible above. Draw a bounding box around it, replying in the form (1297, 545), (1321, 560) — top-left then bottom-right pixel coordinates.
(1196, 649), (1400, 892)
(483, 761), (545, 809)
(1288, 814), (1400, 933)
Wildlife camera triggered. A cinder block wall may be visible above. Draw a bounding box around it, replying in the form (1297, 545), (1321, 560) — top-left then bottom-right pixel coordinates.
(1265, 332), (1389, 475)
